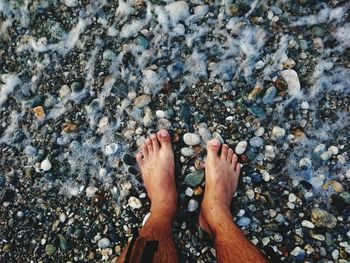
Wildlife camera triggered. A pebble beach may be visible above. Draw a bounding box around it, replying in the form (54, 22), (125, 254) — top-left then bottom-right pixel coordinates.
(0, 0), (349, 262)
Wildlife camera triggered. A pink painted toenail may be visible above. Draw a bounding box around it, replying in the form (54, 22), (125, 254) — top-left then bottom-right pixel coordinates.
(211, 139), (220, 146)
(159, 130), (168, 138)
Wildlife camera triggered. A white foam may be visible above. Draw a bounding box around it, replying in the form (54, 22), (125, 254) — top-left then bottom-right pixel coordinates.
(0, 74), (21, 107)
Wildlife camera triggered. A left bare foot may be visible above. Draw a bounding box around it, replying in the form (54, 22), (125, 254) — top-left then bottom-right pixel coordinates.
(136, 129), (177, 218)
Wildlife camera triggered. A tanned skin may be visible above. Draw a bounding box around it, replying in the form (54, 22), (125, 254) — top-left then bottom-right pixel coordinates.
(117, 130), (267, 263)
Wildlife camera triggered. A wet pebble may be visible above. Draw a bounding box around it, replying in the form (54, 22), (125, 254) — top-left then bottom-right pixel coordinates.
(237, 217), (251, 227)
(188, 199), (198, 212)
(98, 238), (111, 249)
(235, 141), (247, 154)
(183, 133), (201, 146)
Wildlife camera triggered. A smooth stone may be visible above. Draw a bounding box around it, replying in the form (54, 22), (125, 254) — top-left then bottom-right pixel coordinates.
(184, 170), (204, 187)
(181, 147), (195, 157)
(314, 144), (326, 155)
(86, 186), (98, 198)
(134, 95), (151, 108)
(288, 193), (297, 203)
(59, 235), (68, 251)
(261, 170), (271, 182)
(328, 146), (338, 155)
(123, 153), (136, 166)
(301, 220), (315, 228)
(128, 196), (142, 209)
(183, 133), (201, 146)
(98, 238), (111, 249)
(249, 137), (264, 148)
(41, 159), (52, 171)
(235, 141), (247, 155)
(237, 217), (251, 227)
(59, 85), (71, 98)
(255, 127), (265, 137)
(187, 199), (198, 212)
(155, 110), (165, 118)
(330, 180), (343, 193)
(320, 151), (332, 161)
(143, 107), (154, 127)
(311, 208), (337, 228)
(45, 244), (56, 256)
(105, 143), (119, 155)
(185, 187), (194, 196)
(280, 69), (301, 98)
(262, 86), (276, 104)
(282, 58), (296, 69)
(271, 126), (286, 140)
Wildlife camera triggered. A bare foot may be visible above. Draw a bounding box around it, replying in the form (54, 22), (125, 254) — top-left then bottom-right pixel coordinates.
(136, 129), (177, 218)
(199, 139), (241, 237)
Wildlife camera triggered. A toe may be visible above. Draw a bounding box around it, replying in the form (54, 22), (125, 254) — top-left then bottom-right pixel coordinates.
(157, 129), (171, 149)
(235, 162), (241, 174)
(231, 153), (238, 166)
(141, 143), (149, 158)
(221, 144), (229, 160)
(145, 138), (153, 153)
(136, 153), (144, 166)
(227, 148), (233, 162)
(150, 134), (159, 151)
(207, 139), (220, 158)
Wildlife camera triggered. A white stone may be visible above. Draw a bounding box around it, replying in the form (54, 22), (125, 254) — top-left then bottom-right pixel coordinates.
(188, 199), (198, 212)
(314, 144), (326, 155)
(249, 137), (264, 148)
(183, 133), (201, 146)
(98, 238), (111, 249)
(155, 110), (165, 118)
(290, 246), (303, 256)
(280, 69), (302, 98)
(165, 1), (190, 24)
(300, 101), (310, 110)
(235, 140), (247, 155)
(320, 151), (332, 161)
(261, 170), (270, 182)
(143, 107), (154, 127)
(301, 220), (315, 228)
(246, 189), (255, 200)
(86, 186), (98, 198)
(255, 60), (265, 69)
(299, 157), (312, 169)
(59, 85), (71, 98)
(65, 0), (78, 7)
(332, 249), (339, 260)
(310, 176), (324, 189)
(105, 143), (119, 155)
(128, 196), (142, 209)
(99, 168), (107, 177)
(59, 213), (66, 223)
(255, 127), (265, 137)
(288, 193), (297, 202)
(41, 159), (52, 171)
(271, 126), (286, 140)
(185, 187), (194, 196)
(328, 146), (338, 155)
(181, 147), (194, 157)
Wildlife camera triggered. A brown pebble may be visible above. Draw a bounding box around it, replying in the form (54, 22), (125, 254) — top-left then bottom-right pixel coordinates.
(193, 186), (203, 196)
(238, 154), (249, 164)
(63, 122), (79, 133)
(274, 78), (288, 91)
(32, 106), (45, 120)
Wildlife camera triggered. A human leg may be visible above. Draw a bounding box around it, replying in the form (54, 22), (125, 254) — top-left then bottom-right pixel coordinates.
(199, 139), (267, 263)
(117, 130), (179, 263)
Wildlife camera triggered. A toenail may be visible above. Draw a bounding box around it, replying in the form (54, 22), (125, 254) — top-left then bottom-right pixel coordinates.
(159, 130), (168, 138)
(211, 139), (220, 146)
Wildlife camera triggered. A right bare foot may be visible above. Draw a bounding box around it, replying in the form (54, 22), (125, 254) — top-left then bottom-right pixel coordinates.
(199, 139), (241, 237)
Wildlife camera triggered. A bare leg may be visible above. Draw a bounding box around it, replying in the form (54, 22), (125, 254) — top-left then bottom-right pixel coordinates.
(199, 139), (267, 263)
(117, 130), (179, 263)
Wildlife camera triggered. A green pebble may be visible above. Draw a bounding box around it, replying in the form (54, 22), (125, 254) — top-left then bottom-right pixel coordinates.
(45, 244), (56, 256)
(184, 170), (204, 187)
(3, 244), (12, 253)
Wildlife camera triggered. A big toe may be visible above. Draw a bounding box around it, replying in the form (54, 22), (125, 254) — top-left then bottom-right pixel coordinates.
(157, 129), (171, 149)
(207, 139), (220, 158)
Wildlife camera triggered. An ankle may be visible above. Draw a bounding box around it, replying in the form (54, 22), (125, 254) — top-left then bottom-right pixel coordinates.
(150, 206), (176, 221)
(202, 206), (233, 235)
